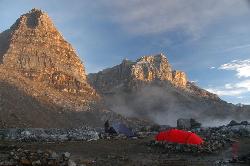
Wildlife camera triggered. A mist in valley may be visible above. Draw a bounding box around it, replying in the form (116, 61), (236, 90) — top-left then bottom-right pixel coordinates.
(105, 84), (250, 127)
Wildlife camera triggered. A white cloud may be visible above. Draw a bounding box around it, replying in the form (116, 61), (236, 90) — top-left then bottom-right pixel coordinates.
(219, 59), (250, 78)
(236, 79), (250, 91)
(224, 44), (250, 52)
(101, 0), (249, 36)
(4, 0), (249, 38)
(209, 66), (216, 69)
(206, 88), (245, 96)
(208, 59), (250, 101)
(206, 79), (250, 96)
(225, 83), (233, 89)
(190, 80), (198, 83)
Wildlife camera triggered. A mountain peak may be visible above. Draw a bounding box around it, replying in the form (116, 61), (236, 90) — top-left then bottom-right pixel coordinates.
(0, 9), (98, 95)
(136, 53), (168, 63)
(88, 53), (188, 95)
(10, 8), (53, 30)
(30, 8), (44, 13)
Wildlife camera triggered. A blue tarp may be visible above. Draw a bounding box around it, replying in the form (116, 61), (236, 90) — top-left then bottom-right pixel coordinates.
(111, 123), (135, 137)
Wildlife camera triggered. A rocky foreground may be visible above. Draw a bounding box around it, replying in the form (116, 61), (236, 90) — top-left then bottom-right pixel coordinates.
(0, 121), (249, 165)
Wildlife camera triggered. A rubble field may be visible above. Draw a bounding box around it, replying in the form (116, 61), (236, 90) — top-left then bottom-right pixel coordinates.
(0, 121), (249, 166)
(0, 137), (249, 166)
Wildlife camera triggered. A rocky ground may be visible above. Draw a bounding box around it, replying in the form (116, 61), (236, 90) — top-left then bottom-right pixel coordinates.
(0, 121), (249, 166)
(0, 137), (249, 166)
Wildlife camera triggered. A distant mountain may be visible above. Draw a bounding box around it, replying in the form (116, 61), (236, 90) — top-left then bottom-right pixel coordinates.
(88, 54), (250, 125)
(0, 9), (248, 128)
(0, 9), (139, 128)
(88, 53), (218, 99)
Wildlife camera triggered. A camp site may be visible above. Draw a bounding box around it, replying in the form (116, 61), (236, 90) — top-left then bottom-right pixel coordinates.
(1, 119), (250, 165)
(1, 1), (250, 166)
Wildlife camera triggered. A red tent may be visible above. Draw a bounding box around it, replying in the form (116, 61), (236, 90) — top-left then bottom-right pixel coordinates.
(155, 129), (204, 145)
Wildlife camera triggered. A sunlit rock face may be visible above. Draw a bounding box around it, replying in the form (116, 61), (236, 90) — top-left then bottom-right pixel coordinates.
(131, 54), (173, 81)
(0, 9), (104, 128)
(88, 53), (189, 92)
(172, 70), (187, 88)
(0, 9), (96, 94)
(88, 53), (219, 100)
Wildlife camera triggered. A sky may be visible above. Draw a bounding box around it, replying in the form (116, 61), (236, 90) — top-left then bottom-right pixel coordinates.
(0, 0), (250, 104)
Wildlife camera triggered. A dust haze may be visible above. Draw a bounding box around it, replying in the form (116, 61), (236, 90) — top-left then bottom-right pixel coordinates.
(105, 84), (250, 127)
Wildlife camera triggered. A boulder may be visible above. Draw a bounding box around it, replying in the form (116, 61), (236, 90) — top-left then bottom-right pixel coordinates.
(177, 119), (191, 129)
(240, 121), (249, 125)
(68, 159), (77, 166)
(228, 120), (239, 126)
(63, 152), (71, 160)
(3, 148), (78, 165)
(190, 118), (201, 128)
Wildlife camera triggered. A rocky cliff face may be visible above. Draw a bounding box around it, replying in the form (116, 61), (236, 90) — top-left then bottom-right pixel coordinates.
(88, 53), (216, 99)
(130, 54), (174, 82)
(88, 54), (186, 92)
(87, 54), (238, 125)
(0, 9), (95, 95)
(0, 9), (105, 128)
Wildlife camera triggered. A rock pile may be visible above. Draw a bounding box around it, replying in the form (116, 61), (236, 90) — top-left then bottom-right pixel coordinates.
(149, 141), (226, 154)
(99, 133), (127, 140)
(177, 118), (201, 130)
(0, 127), (99, 142)
(217, 121), (250, 137)
(0, 149), (80, 166)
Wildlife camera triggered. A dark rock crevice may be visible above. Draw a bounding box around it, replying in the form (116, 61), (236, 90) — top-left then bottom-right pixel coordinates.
(0, 29), (11, 64)
(26, 10), (41, 29)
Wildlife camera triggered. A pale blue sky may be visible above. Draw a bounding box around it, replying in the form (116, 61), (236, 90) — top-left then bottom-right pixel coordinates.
(1, 0), (250, 104)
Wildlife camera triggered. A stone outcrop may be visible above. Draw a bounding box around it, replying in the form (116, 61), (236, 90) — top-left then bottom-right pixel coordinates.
(0, 9), (92, 94)
(172, 70), (187, 88)
(131, 54), (173, 82)
(88, 53), (219, 100)
(88, 53), (221, 100)
(88, 53), (189, 94)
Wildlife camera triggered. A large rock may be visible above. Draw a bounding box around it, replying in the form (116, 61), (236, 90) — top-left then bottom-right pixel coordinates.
(177, 119), (191, 129)
(1, 149), (79, 165)
(172, 70), (187, 88)
(177, 119), (201, 129)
